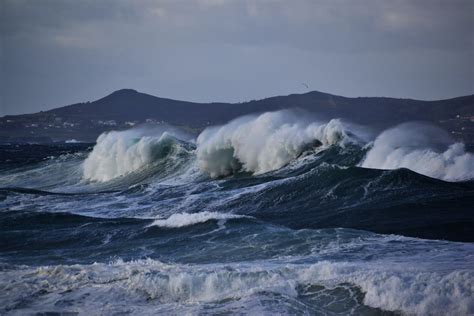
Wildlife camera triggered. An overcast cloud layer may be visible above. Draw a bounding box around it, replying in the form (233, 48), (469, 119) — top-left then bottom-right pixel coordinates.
(1, 0), (473, 115)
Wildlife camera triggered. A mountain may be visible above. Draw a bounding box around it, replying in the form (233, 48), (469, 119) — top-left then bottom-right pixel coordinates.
(1, 89), (473, 143)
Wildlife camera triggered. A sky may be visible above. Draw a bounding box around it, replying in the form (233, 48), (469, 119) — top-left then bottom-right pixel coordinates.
(1, 0), (473, 116)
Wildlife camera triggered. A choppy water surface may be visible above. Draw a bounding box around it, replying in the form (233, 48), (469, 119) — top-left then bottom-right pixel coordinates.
(1, 111), (473, 315)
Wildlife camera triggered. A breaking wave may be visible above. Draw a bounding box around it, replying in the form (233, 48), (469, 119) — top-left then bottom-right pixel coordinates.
(83, 127), (193, 182)
(79, 112), (473, 183)
(2, 258), (472, 315)
(361, 123), (474, 182)
(0, 110), (468, 203)
(2, 110), (474, 315)
(196, 110), (361, 177)
(149, 211), (249, 228)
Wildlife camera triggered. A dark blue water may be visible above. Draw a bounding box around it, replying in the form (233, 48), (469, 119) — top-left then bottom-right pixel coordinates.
(1, 120), (473, 315)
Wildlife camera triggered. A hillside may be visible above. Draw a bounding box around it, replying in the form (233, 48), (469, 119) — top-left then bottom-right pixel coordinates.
(1, 89), (473, 143)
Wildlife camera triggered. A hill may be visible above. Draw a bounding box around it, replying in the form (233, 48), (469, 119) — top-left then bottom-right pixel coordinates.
(1, 89), (473, 143)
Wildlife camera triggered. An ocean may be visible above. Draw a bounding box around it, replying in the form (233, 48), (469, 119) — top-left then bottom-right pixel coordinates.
(1, 111), (473, 315)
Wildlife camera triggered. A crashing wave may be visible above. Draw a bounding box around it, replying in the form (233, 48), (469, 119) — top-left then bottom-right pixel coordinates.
(149, 211), (249, 228)
(196, 110), (357, 177)
(83, 127), (191, 182)
(361, 123), (474, 182)
(2, 258), (472, 315)
(82, 114), (474, 183)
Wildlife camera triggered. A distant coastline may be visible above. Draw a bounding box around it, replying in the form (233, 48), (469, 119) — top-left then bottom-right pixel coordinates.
(2, 89), (473, 144)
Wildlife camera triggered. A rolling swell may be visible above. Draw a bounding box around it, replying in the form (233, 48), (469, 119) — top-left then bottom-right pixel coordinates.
(1, 112), (474, 315)
(238, 165), (474, 242)
(83, 128), (196, 183)
(1, 111), (474, 243)
(193, 113), (474, 241)
(2, 214), (473, 315)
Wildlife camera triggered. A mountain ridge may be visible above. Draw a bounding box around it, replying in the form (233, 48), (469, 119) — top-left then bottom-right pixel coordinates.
(1, 89), (473, 143)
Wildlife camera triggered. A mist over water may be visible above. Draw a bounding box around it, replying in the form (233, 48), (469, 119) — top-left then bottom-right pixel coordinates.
(83, 111), (474, 183)
(83, 125), (193, 182)
(196, 111), (361, 177)
(361, 122), (474, 181)
(1, 110), (473, 315)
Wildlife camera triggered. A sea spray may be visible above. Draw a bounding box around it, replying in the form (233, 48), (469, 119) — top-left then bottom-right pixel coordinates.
(196, 110), (359, 177)
(149, 211), (250, 228)
(361, 122), (474, 181)
(2, 117), (474, 315)
(83, 126), (193, 182)
(82, 113), (474, 182)
(2, 256), (472, 315)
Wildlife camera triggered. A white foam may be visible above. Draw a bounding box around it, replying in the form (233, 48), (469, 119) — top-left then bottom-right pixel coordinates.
(149, 211), (248, 228)
(196, 110), (357, 177)
(361, 123), (474, 181)
(2, 259), (472, 315)
(83, 127), (188, 182)
(65, 139), (81, 143)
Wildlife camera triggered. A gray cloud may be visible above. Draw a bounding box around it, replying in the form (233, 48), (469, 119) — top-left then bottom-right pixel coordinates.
(1, 0), (473, 115)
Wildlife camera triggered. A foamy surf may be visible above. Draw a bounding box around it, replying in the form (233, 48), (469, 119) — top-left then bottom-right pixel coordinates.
(2, 110), (474, 315)
(2, 254), (472, 316)
(361, 123), (474, 181)
(77, 111), (474, 185)
(196, 110), (361, 177)
(149, 211), (250, 228)
(83, 126), (193, 182)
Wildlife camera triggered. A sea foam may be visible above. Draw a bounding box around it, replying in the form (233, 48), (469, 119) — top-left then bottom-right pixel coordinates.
(82, 114), (474, 183)
(196, 110), (356, 177)
(83, 127), (189, 182)
(2, 258), (472, 315)
(149, 211), (249, 228)
(361, 123), (474, 181)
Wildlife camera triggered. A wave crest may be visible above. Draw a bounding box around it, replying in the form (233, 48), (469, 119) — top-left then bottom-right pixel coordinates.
(3, 259), (472, 315)
(83, 128), (189, 182)
(149, 211), (249, 228)
(361, 123), (474, 181)
(81, 116), (474, 183)
(196, 110), (355, 177)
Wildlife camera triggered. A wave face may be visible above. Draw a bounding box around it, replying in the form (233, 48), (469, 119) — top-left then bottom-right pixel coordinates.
(197, 110), (360, 177)
(1, 111), (473, 315)
(361, 123), (474, 181)
(83, 127), (193, 182)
